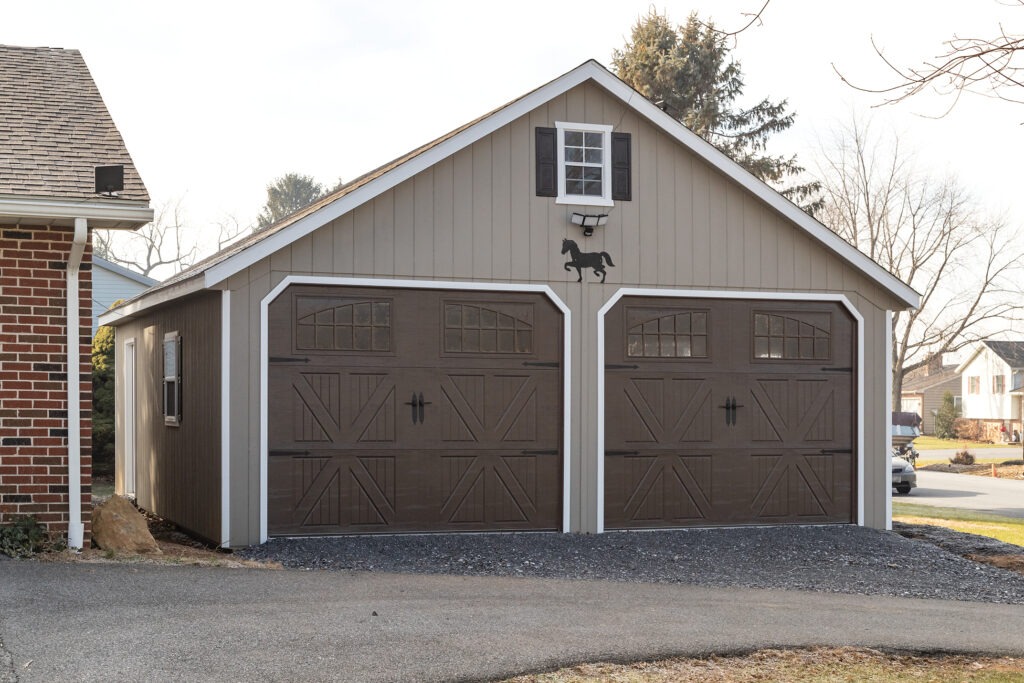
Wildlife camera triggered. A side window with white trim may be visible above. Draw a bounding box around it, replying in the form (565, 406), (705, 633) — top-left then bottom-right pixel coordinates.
(163, 332), (182, 426)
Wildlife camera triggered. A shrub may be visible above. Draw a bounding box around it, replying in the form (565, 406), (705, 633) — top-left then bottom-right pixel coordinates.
(954, 418), (984, 442)
(91, 322), (116, 477)
(950, 450), (976, 465)
(0, 516), (53, 558)
(933, 391), (959, 439)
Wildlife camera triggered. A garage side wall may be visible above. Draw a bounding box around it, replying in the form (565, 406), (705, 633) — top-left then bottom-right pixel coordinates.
(223, 81), (905, 544)
(114, 292), (221, 542)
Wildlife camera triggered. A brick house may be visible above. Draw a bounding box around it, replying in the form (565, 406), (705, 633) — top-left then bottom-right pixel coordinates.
(0, 45), (152, 548)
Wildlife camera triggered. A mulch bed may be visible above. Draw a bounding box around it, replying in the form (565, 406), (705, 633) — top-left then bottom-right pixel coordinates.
(919, 460), (1024, 477)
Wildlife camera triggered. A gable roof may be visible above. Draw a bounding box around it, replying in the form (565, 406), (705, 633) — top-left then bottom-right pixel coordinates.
(0, 45), (152, 230)
(92, 256), (159, 287)
(0, 45), (149, 201)
(901, 365), (960, 394)
(956, 340), (1024, 373)
(101, 60), (920, 324)
(985, 341), (1024, 368)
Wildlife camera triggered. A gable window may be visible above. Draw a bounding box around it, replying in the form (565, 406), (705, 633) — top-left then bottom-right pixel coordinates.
(994, 375), (1006, 394)
(968, 376), (981, 395)
(163, 332), (182, 425)
(556, 122), (612, 205)
(536, 124), (631, 204)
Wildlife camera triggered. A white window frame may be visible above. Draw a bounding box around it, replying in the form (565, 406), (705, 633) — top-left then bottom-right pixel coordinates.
(555, 121), (613, 207)
(163, 331), (182, 426)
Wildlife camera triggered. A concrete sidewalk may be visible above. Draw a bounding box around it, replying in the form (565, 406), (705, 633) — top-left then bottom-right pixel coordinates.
(2, 562), (1024, 682)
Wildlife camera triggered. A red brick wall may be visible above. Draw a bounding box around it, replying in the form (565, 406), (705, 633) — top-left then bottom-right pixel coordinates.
(0, 225), (92, 545)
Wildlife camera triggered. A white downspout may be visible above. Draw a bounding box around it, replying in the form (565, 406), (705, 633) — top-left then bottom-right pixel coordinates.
(66, 217), (88, 549)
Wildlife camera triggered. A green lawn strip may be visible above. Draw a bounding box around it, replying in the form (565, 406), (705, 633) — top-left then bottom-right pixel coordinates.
(893, 502), (1024, 547)
(914, 436), (1022, 451)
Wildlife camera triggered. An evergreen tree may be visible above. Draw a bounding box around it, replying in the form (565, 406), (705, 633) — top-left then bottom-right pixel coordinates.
(256, 173), (328, 230)
(91, 321), (116, 475)
(933, 391), (959, 440)
(612, 10), (821, 213)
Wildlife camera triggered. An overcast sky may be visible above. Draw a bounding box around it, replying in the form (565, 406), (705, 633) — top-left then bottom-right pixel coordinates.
(6, 1), (1022, 249)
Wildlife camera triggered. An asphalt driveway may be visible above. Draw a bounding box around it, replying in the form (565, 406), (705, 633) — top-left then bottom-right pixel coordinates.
(2, 561), (1024, 683)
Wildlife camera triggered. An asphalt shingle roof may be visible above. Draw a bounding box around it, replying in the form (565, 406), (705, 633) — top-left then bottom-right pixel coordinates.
(0, 44), (148, 201)
(901, 365), (960, 393)
(985, 341), (1024, 369)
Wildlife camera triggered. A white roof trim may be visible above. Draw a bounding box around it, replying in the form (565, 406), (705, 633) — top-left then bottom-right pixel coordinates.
(954, 341), (1023, 374)
(0, 195), (153, 229)
(127, 60), (912, 309)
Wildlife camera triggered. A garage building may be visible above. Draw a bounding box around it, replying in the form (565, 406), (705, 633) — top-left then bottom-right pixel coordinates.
(101, 61), (918, 546)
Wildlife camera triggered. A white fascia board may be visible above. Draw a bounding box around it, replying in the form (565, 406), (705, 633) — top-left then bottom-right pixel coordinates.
(955, 343), (987, 374)
(201, 60), (919, 309)
(585, 70), (920, 310)
(0, 196), (153, 229)
(97, 275), (206, 326)
(203, 67), (599, 288)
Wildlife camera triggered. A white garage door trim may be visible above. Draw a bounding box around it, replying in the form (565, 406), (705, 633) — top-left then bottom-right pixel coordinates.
(596, 288), (866, 534)
(259, 276), (573, 543)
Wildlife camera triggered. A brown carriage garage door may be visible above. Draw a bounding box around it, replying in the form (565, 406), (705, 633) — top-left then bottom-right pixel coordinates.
(267, 285), (563, 535)
(605, 297), (856, 529)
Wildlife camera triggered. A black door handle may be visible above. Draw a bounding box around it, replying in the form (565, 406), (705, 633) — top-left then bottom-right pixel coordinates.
(417, 392), (432, 424)
(404, 392), (419, 424)
(717, 397), (744, 426)
(718, 398), (732, 426)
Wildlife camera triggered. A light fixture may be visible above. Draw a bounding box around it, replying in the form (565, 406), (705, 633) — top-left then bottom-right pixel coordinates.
(570, 212), (608, 236)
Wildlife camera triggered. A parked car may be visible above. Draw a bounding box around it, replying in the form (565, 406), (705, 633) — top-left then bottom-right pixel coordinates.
(892, 455), (917, 495)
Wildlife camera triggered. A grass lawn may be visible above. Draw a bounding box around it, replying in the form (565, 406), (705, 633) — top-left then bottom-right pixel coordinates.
(892, 502), (1024, 547)
(914, 435), (1023, 451)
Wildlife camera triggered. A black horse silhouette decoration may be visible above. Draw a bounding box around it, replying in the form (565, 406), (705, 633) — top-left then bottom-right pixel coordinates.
(561, 239), (615, 283)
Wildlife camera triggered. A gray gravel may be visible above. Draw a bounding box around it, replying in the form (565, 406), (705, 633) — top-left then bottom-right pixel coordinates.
(0, 640), (14, 683)
(239, 524), (1024, 604)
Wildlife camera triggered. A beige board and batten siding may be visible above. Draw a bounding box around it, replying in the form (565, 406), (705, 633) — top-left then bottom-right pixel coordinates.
(113, 291), (222, 543)
(222, 80), (905, 545)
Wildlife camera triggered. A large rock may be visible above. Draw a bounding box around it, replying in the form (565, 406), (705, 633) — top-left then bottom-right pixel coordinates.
(91, 495), (160, 554)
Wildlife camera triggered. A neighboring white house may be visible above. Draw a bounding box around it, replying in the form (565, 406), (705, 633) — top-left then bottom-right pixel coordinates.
(956, 341), (1024, 439)
(91, 256), (157, 334)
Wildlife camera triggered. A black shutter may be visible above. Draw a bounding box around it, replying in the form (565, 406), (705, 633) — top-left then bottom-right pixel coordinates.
(612, 132), (632, 201)
(535, 127), (557, 197)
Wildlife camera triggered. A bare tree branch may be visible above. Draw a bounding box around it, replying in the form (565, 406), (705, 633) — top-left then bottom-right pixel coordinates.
(834, 2), (1024, 113)
(697, 0), (772, 41)
(817, 117), (1024, 402)
(93, 198), (253, 279)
